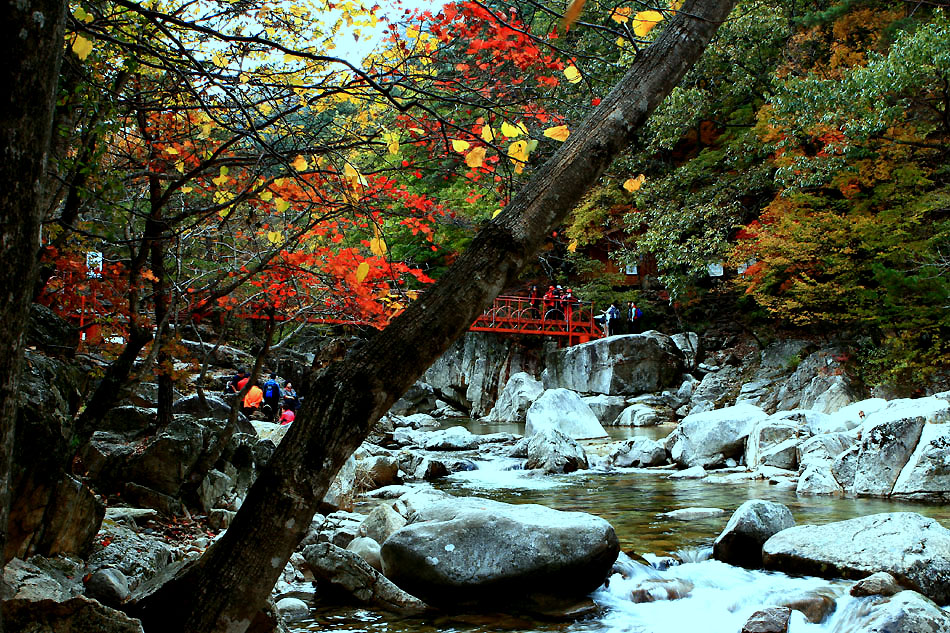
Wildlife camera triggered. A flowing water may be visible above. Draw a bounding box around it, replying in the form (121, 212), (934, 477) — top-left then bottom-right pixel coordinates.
(293, 421), (950, 633)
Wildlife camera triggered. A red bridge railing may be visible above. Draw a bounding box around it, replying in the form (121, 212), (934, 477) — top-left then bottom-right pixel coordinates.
(470, 295), (603, 346)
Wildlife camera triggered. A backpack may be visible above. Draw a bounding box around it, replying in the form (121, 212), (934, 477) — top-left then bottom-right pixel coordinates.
(264, 381), (277, 399)
(634, 307), (643, 319)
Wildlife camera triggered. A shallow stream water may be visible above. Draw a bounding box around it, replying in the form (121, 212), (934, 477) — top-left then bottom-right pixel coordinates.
(293, 421), (950, 633)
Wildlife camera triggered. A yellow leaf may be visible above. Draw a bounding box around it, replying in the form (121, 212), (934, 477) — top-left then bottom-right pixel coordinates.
(369, 238), (387, 256)
(275, 198), (290, 213)
(465, 146), (487, 168)
(668, 0), (683, 14)
(260, 191), (273, 201)
(266, 231), (283, 244)
(355, 261), (370, 283)
(406, 26), (419, 39)
(259, 103), (273, 115)
(480, 125), (494, 142)
(384, 131), (400, 155)
(213, 174), (228, 186)
(543, 125), (570, 142)
(492, 209), (502, 218)
(501, 122), (522, 138)
(610, 6), (631, 23)
(568, 239), (578, 252)
(564, 65), (582, 84)
(508, 140), (528, 162)
(616, 37), (627, 47)
(72, 35), (93, 61)
(201, 122), (214, 137)
(291, 155), (308, 171)
(218, 208), (230, 218)
(175, 160), (185, 173)
(623, 174), (646, 192)
(632, 10), (663, 37)
(212, 53), (227, 68)
(451, 139), (470, 153)
(239, 72), (249, 84)
(561, 0), (585, 30)
(344, 163), (365, 189)
(181, 186), (193, 194)
(165, 147), (179, 155)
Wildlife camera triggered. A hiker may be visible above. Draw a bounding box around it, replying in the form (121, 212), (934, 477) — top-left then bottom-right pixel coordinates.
(225, 368), (248, 394)
(282, 381), (299, 411)
(528, 285), (541, 318)
(629, 302), (644, 333)
(241, 383), (263, 418)
(278, 404), (295, 426)
(606, 302), (621, 336)
(262, 373), (282, 421)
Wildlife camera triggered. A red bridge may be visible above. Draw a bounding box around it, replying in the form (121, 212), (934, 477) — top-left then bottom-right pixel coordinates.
(40, 273), (604, 348)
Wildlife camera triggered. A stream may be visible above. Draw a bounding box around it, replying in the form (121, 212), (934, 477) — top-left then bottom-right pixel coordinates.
(292, 421), (950, 633)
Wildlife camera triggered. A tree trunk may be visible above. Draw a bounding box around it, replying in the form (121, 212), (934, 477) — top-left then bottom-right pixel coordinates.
(0, 0), (67, 627)
(130, 2), (736, 630)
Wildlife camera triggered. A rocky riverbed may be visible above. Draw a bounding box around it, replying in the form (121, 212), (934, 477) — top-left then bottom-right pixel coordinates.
(6, 317), (950, 633)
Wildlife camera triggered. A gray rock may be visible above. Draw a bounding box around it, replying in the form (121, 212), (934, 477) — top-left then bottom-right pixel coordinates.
(322, 455), (357, 512)
(669, 404), (767, 468)
(542, 332), (683, 396)
(87, 524), (173, 589)
(759, 439), (800, 471)
(628, 578), (694, 603)
(423, 426), (479, 451)
(828, 398), (889, 430)
(662, 508), (724, 521)
(302, 542), (429, 614)
(380, 497), (618, 609)
(99, 406), (157, 435)
(851, 571), (903, 597)
(852, 399), (942, 496)
(171, 393), (240, 423)
(582, 394), (628, 426)
(346, 536), (382, 571)
(358, 504), (406, 544)
(317, 511), (365, 549)
(84, 567), (130, 608)
(797, 432), (853, 471)
(745, 420), (804, 470)
(687, 366), (742, 414)
(275, 597), (310, 622)
(831, 446), (859, 490)
(713, 500), (795, 568)
(892, 422), (950, 501)
(669, 465), (706, 480)
(855, 590), (950, 633)
(796, 462), (843, 495)
(762, 512), (950, 603)
(3, 557), (83, 602)
(484, 372), (544, 423)
(388, 381), (438, 416)
(608, 437), (667, 468)
(525, 389), (606, 439)
(357, 455), (400, 489)
(741, 607), (792, 633)
(524, 429), (588, 474)
(3, 595), (145, 633)
(670, 332), (701, 370)
(393, 413), (439, 429)
(775, 348), (856, 413)
(613, 404), (662, 427)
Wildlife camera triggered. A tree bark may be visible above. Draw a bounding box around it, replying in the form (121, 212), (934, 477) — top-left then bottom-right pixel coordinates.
(130, 2), (737, 631)
(0, 0), (67, 627)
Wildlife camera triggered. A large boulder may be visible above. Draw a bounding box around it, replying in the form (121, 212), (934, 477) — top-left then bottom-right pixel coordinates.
(762, 512), (950, 603)
(854, 591), (950, 633)
(686, 366), (742, 415)
(774, 348), (858, 413)
(852, 398), (948, 496)
(424, 333), (543, 418)
(483, 372), (544, 423)
(302, 542), (429, 614)
(735, 340), (816, 412)
(613, 404), (662, 427)
(380, 497), (619, 609)
(892, 422), (950, 501)
(2, 596), (145, 633)
(607, 437), (667, 468)
(581, 394), (628, 426)
(423, 426), (479, 451)
(670, 332), (701, 371)
(745, 419), (805, 470)
(669, 404), (767, 468)
(541, 332), (683, 396)
(525, 389), (606, 439)
(713, 500), (795, 568)
(524, 429), (588, 474)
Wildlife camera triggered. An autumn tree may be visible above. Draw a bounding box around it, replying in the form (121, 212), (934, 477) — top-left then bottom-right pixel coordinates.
(115, 1), (739, 631)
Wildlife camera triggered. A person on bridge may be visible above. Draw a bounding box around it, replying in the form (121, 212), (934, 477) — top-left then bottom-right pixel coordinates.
(528, 285), (540, 318)
(542, 286), (557, 320)
(242, 383), (263, 418)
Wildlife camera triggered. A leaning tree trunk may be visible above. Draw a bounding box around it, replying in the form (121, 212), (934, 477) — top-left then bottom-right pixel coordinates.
(0, 0), (67, 627)
(130, 2), (737, 631)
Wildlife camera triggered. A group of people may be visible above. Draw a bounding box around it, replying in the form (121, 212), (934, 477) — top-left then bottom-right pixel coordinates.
(528, 285), (578, 321)
(225, 369), (300, 425)
(596, 301), (644, 336)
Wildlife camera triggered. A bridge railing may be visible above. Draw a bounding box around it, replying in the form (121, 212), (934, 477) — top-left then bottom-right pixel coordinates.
(469, 295), (603, 345)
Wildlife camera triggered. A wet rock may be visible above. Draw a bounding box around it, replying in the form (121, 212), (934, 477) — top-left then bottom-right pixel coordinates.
(542, 332), (683, 396)
(525, 428), (588, 474)
(796, 462), (843, 496)
(855, 590), (950, 633)
(851, 571), (903, 598)
(484, 372), (544, 423)
(762, 512), (950, 603)
(669, 404), (767, 468)
(2, 595), (145, 633)
(380, 497), (619, 610)
(669, 465), (706, 480)
(662, 508), (724, 521)
(525, 389), (606, 439)
(713, 500), (795, 568)
(776, 589), (836, 623)
(608, 437), (667, 468)
(275, 597), (310, 623)
(302, 542), (430, 614)
(628, 578), (694, 603)
(613, 403), (662, 427)
(741, 607), (792, 633)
